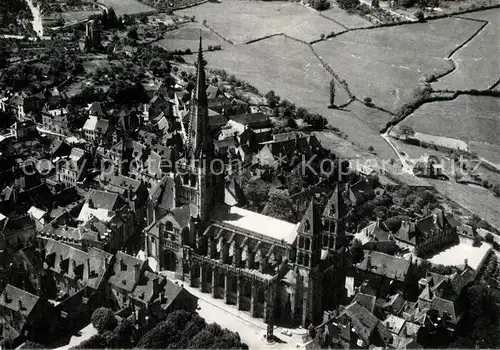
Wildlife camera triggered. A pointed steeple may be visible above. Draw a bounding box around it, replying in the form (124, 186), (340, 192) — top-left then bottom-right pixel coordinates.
(187, 33), (211, 159)
(323, 184), (348, 219)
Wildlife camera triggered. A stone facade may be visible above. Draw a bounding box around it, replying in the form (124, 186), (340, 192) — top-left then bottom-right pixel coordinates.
(144, 36), (348, 331)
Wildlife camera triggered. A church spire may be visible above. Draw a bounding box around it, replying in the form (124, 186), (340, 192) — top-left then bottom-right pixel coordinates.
(187, 33), (211, 159)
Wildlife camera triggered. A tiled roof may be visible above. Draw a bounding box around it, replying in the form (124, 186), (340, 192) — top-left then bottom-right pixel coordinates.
(42, 238), (88, 280)
(352, 292), (376, 313)
(430, 297), (459, 323)
(394, 221), (418, 245)
(229, 113), (270, 127)
(210, 113), (228, 128)
(357, 251), (410, 282)
(343, 302), (380, 345)
(88, 102), (104, 116)
(171, 205), (193, 229)
(0, 284), (40, 317)
(384, 314), (406, 335)
(357, 221), (390, 245)
(155, 116), (169, 132)
(83, 116), (109, 134)
(86, 247), (113, 290)
(131, 270), (166, 304)
(41, 223), (82, 242)
(100, 174), (142, 195)
(87, 189), (123, 211)
(416, 216), (440, 237)
(1, 186), (13, 201)
(27, 206), (47, 221)
(214, 137), (238, 151)
(349, 180), (373, 202)
(108, 251), (145, 292)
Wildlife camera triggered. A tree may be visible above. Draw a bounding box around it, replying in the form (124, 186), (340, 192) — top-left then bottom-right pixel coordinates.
(473, 235), (482, 247)
(265, 90), (280, 108)
(338, 0), (360, 10)
(399, 125), (414, 139)
(329, 79), (336, 107)
(287, 117), (298, 129)
(303, 113), (328, 129)
(262, 189), (297, 222)
(244, 179), (271, 208)
(137, 310), (200, 348)
(279, 99), (296, 118)
(102, 319), (136, 348)
(311, 0), (331, 10)
(127, 28), (138, 40)
(350, 239), (364, 264)
(188, 323), (245, 349)
(91, 307), (117, 334)
(383, 215), (411, 232)
(287, 172), (306, 195)
(460, 284), (500, 348)
(415, 10), (425, 22)
(372, 0), (380, 7)
(295, 107), (308, 119)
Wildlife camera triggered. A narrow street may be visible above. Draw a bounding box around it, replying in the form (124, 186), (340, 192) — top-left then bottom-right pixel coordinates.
(381, 132), (415, 175)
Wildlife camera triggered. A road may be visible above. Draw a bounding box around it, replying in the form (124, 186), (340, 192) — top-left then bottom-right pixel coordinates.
(160, 271), (308, 349)
(25, 0), (44, 37)
(381, 132), (414, 175)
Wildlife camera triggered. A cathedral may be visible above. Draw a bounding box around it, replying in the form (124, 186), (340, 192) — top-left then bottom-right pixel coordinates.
(144, 37), (347, 333)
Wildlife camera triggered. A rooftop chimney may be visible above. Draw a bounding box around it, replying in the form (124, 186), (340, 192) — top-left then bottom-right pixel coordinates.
(18, 299), (23, 311)
(134, 262), (141, 283)
(3, 292), (9, 303)
(87, 258), (91, 279)
(464, 258), (468, 266)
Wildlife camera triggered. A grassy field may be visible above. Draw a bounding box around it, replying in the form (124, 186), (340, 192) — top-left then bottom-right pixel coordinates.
(429, 178), (500, 230)
(61, 10), (99, 23)
(413, 132), (470, 151)
(154, 22), (226, 52)
(400, 94), (500, 146)
(321, 5), (372, 29)
(470, 142), (500, 166)
(435, 9), (500, 90)
(198, 35), (351, 108)
(176, 0), (346, 43)
(194, 35), (395, 159)
(99, 0), (155, 15)
(313, 17), (484, 112)
(343, 100), (393, 131)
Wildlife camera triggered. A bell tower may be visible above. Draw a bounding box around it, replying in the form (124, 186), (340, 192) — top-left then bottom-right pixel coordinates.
(175, 34), (224, 222)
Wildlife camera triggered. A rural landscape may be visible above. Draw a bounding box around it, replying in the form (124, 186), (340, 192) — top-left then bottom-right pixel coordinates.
(0, 0), (499, 347)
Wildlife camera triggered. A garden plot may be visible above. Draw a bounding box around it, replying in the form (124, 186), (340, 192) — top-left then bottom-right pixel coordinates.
(313, 17), (484, 112)
(400, 94), (500, 146)
(321, 5), (372, 29)
(434, 9), (500, 91)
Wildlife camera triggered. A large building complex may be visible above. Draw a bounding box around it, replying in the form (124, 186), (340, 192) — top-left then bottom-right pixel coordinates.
(144, 37), (348, 332)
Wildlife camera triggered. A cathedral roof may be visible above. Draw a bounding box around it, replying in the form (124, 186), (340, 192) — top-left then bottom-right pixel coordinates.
(211, 204), (299, 244)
